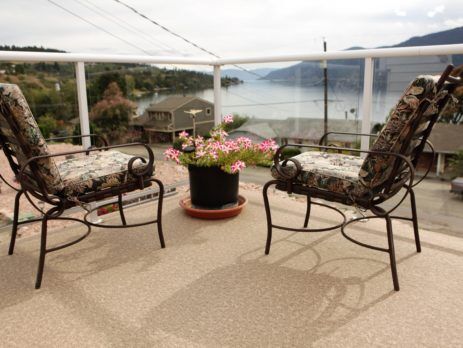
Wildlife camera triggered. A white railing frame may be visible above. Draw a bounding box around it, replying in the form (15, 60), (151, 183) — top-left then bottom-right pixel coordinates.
(361, 57), (374, 153)
(1, 44), (463, 150)
(213, 65), (222, 124)
(75, 62), (91, 149)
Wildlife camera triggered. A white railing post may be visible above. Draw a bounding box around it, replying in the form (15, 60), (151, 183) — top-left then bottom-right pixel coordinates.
(361, 57), (374, 152)
(213, 65), (222, 125)
(75, 62), (91, 149)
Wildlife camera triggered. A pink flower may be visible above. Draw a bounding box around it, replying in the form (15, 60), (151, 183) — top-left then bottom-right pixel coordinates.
(231, 160), (246, 173)
(223, 114), (233, 124)
(236, 137), (252, 149)
(179, 131), (189, 139)
(164, 148), (181, 164)
(259, 139), (278, 152)
(209, 150), (218, 160)
(210, 128), (228, 140)
(195, 150), (206, 158)
(194, 135), (204, 146)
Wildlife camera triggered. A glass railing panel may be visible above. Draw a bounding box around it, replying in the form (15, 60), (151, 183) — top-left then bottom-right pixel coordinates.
(0, 60), (79, 140)
(219, 60), (363, 148)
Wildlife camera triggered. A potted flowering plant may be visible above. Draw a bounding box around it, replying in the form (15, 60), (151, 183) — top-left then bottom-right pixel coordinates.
(164, 114), (277, 208)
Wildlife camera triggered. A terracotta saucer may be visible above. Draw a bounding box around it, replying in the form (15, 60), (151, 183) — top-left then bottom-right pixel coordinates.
(179, 195), (247, 219)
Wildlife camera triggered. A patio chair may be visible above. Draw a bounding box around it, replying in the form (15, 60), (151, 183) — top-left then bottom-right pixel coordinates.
(264, 64), (462, 291)
(0, 83), (165, 289)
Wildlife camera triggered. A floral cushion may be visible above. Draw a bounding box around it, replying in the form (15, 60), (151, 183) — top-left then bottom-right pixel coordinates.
(271, 151), (364, 195)
(0, 84), (63, 193)
(359, 75), (443, 191)
(57, 150), (152, 196)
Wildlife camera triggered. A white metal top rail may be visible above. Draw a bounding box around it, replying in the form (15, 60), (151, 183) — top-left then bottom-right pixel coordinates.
(1, 43), (462, 65)
(0, 51), (213, 65)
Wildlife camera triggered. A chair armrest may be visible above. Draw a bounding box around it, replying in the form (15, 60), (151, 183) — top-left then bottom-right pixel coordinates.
(318, 131), (378, 145)
(45, 134), (109, 147)
(274, 143), (414, 186)
(274, 143), (415, 215)
(19, 142), (155, 198)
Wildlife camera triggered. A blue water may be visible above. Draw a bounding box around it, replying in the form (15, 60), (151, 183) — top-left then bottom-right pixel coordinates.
(136, 79), (399, 123)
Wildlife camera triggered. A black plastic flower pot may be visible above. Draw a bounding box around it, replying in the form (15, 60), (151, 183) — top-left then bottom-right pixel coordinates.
(188, 165), (239, 208)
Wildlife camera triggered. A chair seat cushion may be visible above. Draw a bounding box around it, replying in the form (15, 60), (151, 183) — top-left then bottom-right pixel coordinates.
(271, 151), (364, 194)
(57, 150), (151, 196)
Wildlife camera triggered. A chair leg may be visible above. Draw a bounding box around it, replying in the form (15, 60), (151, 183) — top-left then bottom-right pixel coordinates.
(385, 214), (400, 291)
(8, 190), (23, 256)
(153, 178), (165, 248)
(409, 188), (421, 253)
(263, 180), (275, 255)
(35, 211), (51, 289)
(303, 196), (311, 228)
(118, 193), (127, 226)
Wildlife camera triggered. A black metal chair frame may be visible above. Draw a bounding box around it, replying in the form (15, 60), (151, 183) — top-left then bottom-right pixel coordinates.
(1, 133), (165, 289)
(263, 65), (462, 291)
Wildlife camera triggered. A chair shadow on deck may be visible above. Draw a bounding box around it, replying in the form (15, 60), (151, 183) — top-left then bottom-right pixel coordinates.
(142, 258), (396, 347)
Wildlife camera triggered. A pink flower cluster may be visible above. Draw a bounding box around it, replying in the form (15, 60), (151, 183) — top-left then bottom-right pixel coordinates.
(223, 114), (234, 124)
(231, 160), (246, 173)
(210, 128), (228, 140)
(164, 118), (278, 174)
(178, 130), (189, 139)
(164, 148), (181, 164)
(236, 137), (252, 149)
(259, 139), (278, 152)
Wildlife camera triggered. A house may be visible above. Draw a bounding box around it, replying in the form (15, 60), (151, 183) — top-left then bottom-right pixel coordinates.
(131, 96), (214, 143)
(377, 55), (452, 95)
(373, 55), (453, 117)
(419, 123), (463, 176)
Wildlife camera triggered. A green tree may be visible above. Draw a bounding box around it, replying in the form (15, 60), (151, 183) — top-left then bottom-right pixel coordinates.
(89, 82), (135, 143)
(88, 72), (127, 106)
(37, 114), (58, 138)
(449, 150), (463, 178)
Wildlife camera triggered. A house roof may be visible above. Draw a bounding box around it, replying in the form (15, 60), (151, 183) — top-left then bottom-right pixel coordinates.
(229, 122), (277, 140)
(427, 123), (463, 154)
(274, 118), (361, 141)
(145, 96), (213, 112)
(231, 118), (361, 143)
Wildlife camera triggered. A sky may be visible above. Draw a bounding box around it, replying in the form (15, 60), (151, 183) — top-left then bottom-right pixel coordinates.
(1, 0), (462, 67)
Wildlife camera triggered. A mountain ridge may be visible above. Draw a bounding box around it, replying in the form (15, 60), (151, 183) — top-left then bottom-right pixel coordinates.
(265, 26), (463, 81)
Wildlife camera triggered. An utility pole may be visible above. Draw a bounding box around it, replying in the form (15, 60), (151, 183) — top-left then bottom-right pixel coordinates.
(323, 38), (328, 145)
(184, 109), (203, 137)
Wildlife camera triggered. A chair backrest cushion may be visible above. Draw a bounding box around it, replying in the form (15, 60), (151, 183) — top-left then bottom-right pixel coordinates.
(358, 75), (443, 192)
(0, 83), (63, 193)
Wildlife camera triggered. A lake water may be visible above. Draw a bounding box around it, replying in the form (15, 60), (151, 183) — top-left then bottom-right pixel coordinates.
(136, 79), (400, 124)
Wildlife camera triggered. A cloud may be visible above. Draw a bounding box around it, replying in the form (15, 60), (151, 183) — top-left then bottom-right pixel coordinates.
(444, 18), (463, 27)
(427, 5), (445, 18)
(1, 0), (462, 62)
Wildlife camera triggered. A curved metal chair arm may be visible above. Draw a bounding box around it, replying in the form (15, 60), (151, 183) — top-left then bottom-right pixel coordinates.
(318, 131), (379, 146)
(0, 171), (20, 191)
(273, 145), (303, 180)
